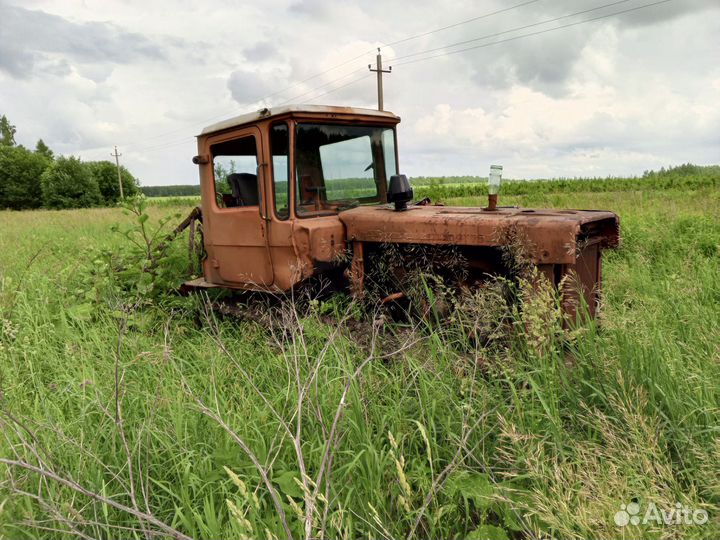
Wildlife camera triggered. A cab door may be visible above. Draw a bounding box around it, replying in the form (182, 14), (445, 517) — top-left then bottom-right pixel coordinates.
(262, 121), (298, 289)
(201, 127), (273, 287)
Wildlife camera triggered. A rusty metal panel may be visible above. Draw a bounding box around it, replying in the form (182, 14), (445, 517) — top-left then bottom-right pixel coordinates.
(559, 240), (604, 320)
(200, 105), (400, 137)
(198, 126), (274, 287)
(340, 205), (619, 265)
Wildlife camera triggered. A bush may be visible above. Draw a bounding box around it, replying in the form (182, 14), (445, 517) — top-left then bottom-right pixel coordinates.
(0, 145), (50, 210)
(75, 196), (190, 308)
(40, 156), (102, 209)
(86, 160), (139, 204)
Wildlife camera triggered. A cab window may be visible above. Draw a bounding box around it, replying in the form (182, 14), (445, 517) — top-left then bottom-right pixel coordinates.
(295, 123), (396, 216)
(270, 123), (290, 219)
(211, 136), (258, 208)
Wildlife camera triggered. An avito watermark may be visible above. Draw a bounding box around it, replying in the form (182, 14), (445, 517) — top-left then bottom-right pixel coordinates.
(614, 501), (708, 527)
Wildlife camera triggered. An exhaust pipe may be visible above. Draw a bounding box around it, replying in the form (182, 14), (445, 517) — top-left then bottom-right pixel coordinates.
(486, 164), (502, 211)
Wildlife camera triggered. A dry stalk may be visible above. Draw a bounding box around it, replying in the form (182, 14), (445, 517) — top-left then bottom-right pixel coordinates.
(191, 292), (424, 540)
(0, 458), (193, 540)
(181, 381), (293, 540)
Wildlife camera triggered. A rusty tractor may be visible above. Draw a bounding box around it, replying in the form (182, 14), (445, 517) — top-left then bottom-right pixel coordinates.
(181, 105), (619, 319)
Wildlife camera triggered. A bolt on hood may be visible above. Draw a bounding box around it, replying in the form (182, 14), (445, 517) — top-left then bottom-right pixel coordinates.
(339, 205), (620, 265)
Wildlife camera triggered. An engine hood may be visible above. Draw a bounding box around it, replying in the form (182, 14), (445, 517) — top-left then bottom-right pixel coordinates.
(339, 204), (619, 265)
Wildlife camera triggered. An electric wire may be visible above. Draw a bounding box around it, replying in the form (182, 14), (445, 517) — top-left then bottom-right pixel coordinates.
(137, 73), (375, 154)
(389, 0), (638, 62)
(392, 0), (675, 67)
(123, 65), (371, 151)
(254, 0), (542, 102)
(131, 0), (674, 155)
(138, 70), (373, 153)
(121, 0), (674, 159)
(121, 0), (541, 151)
(293, 72), (373, 103)
(276, 67), (368, 106)
(381, 0), (542, 48)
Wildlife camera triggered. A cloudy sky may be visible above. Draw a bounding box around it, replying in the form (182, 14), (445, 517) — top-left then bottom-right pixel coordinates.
(1, 0), (718, 185)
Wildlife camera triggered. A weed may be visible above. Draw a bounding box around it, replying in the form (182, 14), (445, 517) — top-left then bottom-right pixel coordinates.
(0, 182), (718, 539)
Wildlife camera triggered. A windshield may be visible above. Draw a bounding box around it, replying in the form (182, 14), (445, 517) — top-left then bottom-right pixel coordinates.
(295, 123), (397, 216)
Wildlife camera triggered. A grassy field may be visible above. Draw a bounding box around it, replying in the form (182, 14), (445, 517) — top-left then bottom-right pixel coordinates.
(0, 178), (718, 539)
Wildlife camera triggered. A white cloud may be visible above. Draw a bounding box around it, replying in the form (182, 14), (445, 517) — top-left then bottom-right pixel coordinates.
(0, 0), (718, 185)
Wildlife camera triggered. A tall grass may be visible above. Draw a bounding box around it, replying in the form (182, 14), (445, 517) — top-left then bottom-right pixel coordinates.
(0, 180), (718, 539)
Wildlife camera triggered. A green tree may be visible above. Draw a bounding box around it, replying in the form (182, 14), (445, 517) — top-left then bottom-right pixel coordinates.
(40, 156), (102, 209)
(0, 115), (17, 146)
(85, 160), (139, 204)
(214, 159), (235, 194)
(0, 145), (50, 209)
(35, 139), (54, 160)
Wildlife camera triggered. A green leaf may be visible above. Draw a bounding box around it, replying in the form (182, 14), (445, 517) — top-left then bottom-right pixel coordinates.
(67, 302), (94, 321)
(138, 213), (149, 224)
(466, 524), (509, 540)
(274, 471), (303, 498)
(446, 472), (495, 509)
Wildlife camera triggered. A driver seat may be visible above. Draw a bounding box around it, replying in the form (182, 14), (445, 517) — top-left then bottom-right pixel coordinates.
(299, 174), (323, 210)
(228, 173), (259, 206)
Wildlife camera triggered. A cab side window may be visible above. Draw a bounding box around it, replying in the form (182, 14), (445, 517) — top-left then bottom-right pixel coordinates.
(211, 136), (258, 208)
(270, 123), (290, 219)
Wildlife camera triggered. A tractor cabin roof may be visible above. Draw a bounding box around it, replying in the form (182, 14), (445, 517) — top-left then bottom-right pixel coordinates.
(199, 105), (400, 137)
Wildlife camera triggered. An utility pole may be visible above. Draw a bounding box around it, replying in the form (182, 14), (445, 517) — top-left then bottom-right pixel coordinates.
(368, 48), (392, 111)
(111, 146), (124, 199)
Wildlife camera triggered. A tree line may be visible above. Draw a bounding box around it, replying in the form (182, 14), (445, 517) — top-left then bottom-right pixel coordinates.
(140, 184), (201, 197)
(138, 163), (719, 200)
(139, 161), (238, 197)
(0, 114), (139, 210)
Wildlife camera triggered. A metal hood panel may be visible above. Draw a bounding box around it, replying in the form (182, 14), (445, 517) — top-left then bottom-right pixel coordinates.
(339, 205), (620, 264)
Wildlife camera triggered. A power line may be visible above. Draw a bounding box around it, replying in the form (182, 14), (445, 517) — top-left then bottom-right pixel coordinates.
(381, 0), (542, 48)
(299, 73), (373, 103)
(219, 1), (543, 110)
(265, 52), (374, 105)
(137, 74), (375, 155)
(282, 0), (656, 108)
(136, 135), (195, 154)
(393, 0), (675, 67)
(123, 54), (376, 150)
(108, 0), (675, 162)
(390, 0), (638, 62)
(292, 0), (672, 111)
(123, 2), (542, 150)
(134, 66), (370, 153)
(206, 1), (544, 109)
(276, 66), (367, 106)
(122, 0), (670, 156)
(134, 72), (374, 155)
(125, 67), (371, 154)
